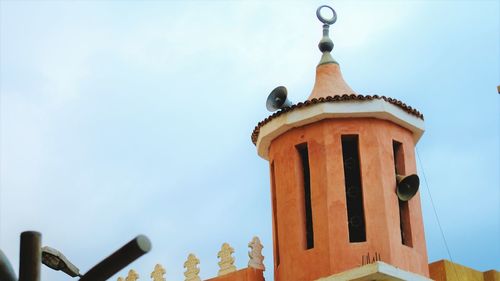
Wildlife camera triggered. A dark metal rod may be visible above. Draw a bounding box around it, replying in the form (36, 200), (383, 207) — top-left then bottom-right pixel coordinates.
(19, 231), (41, 281)
(0, 249), (17, 281)
(79, 235), (151, 281)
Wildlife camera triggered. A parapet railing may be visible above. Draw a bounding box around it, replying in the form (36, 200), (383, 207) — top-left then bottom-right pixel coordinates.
(116, 236), (265, 281)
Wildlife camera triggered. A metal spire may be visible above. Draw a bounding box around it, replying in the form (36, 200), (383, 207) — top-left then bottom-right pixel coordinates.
(316, 5), (338, 66)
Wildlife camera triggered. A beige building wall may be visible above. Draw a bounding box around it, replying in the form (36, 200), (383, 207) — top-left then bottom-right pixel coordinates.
(429, 260), (499, 281)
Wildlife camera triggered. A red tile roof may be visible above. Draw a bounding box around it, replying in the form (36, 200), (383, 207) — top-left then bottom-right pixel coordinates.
(251, 94), (424, 145)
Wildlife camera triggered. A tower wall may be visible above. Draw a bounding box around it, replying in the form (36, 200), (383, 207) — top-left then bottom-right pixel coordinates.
(269, 117), (429, 281)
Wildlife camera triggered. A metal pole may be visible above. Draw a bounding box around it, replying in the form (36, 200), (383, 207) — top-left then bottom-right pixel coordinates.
(19, 231), (41, 281)
(79, 235), (151, 281)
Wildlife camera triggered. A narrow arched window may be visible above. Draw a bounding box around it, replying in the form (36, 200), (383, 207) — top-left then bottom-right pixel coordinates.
(270, 161), (281, 265)
(341, 135), (366, 243)
(393, 141), (413, 247)
(296, 143), (314, 249)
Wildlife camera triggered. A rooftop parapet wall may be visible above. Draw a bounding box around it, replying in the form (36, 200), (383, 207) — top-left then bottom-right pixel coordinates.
(205, 268), (264, 281)
(429, 260), (500, 281)
(115, 266), (264, 281)
(115, 237), (265, 281)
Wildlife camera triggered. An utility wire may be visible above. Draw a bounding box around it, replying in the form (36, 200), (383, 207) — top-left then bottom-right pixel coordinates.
(416, 146), (461, 280)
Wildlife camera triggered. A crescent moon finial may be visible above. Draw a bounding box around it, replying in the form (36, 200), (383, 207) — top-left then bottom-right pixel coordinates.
(316, 5), (338, 65)
(316, 5), (337, 25)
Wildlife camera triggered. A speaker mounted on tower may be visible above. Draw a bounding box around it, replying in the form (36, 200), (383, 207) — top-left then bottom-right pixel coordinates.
(266, 86), (293, 112)
(396, 174), (420, 201)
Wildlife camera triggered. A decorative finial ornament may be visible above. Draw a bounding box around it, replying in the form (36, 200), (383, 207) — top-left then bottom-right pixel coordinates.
(316, 5), (338, 66)
(248, 236), (265, 270)
(183, 254), (201, 281)
(151, 264), (166, 281)
(217, 243), (237, 276)
(125, 269), (139, 281)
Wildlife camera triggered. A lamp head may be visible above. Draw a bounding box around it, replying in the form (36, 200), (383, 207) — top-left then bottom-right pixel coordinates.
(42, 246), (81, 277)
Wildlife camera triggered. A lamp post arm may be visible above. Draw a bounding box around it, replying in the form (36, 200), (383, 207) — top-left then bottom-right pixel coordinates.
(79, 235), (151, 281)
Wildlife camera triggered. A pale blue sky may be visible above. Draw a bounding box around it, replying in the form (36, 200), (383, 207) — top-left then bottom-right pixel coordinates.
(0, 1), (498, 280)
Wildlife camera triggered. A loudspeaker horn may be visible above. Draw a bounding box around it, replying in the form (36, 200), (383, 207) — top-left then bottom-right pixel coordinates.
(396, 174), (420, 201)
(266, 86), (293, 112)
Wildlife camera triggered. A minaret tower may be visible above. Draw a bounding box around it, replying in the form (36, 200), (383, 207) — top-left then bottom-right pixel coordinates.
(252, 6), (430, 281)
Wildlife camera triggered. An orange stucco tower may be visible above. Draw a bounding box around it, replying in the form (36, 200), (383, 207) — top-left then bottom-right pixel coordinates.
(252, 6), (429, 281)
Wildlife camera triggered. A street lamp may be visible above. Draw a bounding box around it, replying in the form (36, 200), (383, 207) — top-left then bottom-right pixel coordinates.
(41, 246), (81, 277)
(0, 231), (151, 281)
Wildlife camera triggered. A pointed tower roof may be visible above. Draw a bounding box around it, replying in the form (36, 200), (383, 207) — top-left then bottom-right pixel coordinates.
(309, 5), (355, 99)
(309, 63), (355, 99)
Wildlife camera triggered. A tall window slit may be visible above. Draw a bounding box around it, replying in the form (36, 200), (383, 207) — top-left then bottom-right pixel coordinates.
(393, 141), (413, 247)
(270, 162), (281, 265)
(296, 143), (314, 249)
(341, 135), (366, 242)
